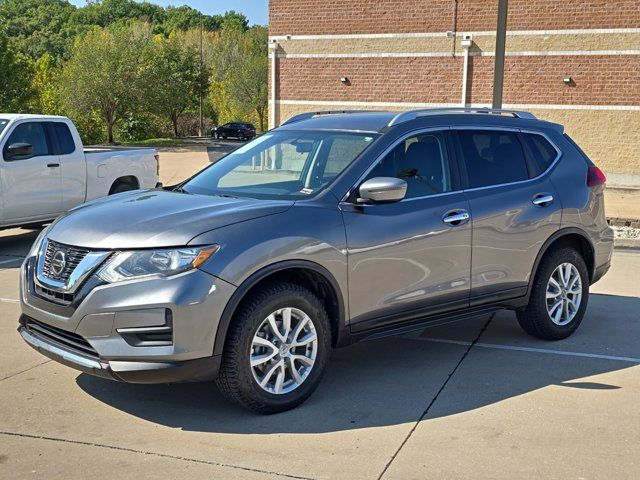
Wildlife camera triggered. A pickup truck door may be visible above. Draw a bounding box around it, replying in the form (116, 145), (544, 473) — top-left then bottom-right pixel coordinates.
(46, 121), (87, 211)
(0, 121), (62, 222)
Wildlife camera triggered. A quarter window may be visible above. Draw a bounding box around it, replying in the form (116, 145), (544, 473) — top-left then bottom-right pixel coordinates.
(51, 122), (76, 155)
(457, 130), (529, 188)
(521, 133), (557, 176)
(364, 131), (452, 198)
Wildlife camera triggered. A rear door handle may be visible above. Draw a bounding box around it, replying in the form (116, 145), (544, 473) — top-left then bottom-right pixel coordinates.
(47, 163), (60, 168)
(442, 210), (470, 226)
(532, 194), (554, 206)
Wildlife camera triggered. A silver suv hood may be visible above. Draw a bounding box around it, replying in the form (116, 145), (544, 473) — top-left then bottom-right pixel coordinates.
(47, 190), (294, 249)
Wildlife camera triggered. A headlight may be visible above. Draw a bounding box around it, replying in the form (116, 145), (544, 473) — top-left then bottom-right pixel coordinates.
(97, 246), (219, 283)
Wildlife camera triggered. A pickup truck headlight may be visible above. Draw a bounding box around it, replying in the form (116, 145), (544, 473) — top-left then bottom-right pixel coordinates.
(97, 246), (219, 283)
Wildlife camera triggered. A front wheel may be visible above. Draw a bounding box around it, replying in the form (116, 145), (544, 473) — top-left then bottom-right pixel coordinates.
(216, 282), (331, 414)
(517, 247), (589, 340)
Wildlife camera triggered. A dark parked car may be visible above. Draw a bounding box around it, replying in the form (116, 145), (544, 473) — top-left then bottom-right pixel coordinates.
(212, 122), (256, 140)
(19, 108), (613, 414)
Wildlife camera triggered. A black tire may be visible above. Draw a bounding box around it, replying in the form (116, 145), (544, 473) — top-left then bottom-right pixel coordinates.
(215, 282), (331, 414)
(516, 247), (589, 340)
(109, 182), (134, 194)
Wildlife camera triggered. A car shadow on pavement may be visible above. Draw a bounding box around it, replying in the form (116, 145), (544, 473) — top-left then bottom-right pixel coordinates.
(0, 229), (39, 269)
(76, 293), (640, 434)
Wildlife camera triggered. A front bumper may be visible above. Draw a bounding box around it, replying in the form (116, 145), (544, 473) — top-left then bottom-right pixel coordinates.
(19, 256), (236, 383)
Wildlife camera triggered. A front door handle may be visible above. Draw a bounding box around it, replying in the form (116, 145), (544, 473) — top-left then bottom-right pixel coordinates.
(47, 163), (60, 168)
(532, 194), (554, 207)
(442, 210), (470, 226)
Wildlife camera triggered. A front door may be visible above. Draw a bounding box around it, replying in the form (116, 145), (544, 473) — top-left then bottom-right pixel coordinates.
(1, 121), (62, 222)
(342, 130), (472, 332)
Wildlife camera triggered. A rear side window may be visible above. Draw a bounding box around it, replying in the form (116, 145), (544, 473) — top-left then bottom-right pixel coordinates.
(457, 130), (529, 188)
(521, 133), (557, 175)
(51, 122), (76, 155)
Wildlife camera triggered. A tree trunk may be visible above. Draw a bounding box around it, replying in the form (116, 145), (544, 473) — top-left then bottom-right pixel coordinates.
(172, 116), (179, 138)
(256, 107), (265, 132)
(107, 121), (114, 144)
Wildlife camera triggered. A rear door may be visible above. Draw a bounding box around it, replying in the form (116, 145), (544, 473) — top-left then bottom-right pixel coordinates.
(0, 121), (63, 222)
(453, 128), (561, 304)
(343, 129), (472, 331)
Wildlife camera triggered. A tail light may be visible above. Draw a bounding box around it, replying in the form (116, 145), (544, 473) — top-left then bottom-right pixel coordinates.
(586, 165), (606, 187)
(154, 153), (160, 177)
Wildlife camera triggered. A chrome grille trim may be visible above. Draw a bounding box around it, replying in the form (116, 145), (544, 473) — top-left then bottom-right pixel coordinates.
(35, 238), (111, 294)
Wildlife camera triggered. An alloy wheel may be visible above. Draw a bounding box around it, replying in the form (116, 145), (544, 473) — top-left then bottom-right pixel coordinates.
(546, 262), (582, 326)
(250, 307), (318, 395)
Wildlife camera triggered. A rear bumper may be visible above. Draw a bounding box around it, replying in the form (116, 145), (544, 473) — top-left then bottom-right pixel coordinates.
(19, 322), (220, 384)
(592, 259), (611, 285)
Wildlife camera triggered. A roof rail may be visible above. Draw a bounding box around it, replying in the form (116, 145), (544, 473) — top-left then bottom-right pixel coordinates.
(280, 110), (379, 126)
(388, 107), (536, 126)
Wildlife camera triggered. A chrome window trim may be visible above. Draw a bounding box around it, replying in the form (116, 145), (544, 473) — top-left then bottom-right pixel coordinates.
(450, 126), (562, 193)
(340, 127), (453, 203)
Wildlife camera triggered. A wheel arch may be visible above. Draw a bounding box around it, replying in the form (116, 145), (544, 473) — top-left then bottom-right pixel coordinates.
(109, 175), (140, 194)
(213, 260), (348, 357)
(528, 227), (596, 298)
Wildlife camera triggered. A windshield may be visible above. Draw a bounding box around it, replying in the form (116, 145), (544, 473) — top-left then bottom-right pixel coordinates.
(181, 130), (377, 199)
(0, 119), (8, 136)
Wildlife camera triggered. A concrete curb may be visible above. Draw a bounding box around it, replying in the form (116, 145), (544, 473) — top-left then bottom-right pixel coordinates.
(614, 238), (640, 250)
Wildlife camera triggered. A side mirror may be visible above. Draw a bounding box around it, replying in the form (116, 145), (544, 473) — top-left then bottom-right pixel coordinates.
(358, 177), (407, 204)
(5, 142), (33, 160)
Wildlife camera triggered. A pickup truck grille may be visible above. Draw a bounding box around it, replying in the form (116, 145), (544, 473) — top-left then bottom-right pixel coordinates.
(24, 317), (98, 359)
(42, 240), (90, 283)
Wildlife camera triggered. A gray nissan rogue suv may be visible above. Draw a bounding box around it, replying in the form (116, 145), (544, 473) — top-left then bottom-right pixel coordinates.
(19, 108), (613, 413)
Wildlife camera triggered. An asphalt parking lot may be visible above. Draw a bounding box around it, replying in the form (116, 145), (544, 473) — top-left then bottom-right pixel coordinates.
(1, 148), (639, 479)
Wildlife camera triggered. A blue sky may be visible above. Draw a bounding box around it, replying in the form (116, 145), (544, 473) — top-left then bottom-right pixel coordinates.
(68, 0), (269, 26)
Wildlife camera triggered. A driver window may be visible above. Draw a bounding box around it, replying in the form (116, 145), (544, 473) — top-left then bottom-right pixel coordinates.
(4, 122), (49, 160)
(364, 131), (452, 199)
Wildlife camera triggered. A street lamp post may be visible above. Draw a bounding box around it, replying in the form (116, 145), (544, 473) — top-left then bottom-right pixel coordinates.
(492, 0), (508, 109)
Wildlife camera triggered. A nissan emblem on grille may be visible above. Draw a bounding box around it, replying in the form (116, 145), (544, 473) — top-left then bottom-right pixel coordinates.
(50, 250), (67, 276)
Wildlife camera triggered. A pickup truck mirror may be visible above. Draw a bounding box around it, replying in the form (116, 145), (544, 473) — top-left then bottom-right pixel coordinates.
(5, 142), (33, 160)
(358, 177), (408, 204)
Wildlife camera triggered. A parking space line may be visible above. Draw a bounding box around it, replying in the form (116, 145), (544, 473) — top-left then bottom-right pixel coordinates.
(422, 337), (640, 364)
(0, 298), (19, 303)
(0, 257), (23, 265)
(0, 431), (316, 480)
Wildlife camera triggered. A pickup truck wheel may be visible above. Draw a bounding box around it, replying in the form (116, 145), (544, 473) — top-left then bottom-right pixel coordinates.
(516, 247), (589, 340)
(110, 182), (134, 194)
(215, 282), (331, 414)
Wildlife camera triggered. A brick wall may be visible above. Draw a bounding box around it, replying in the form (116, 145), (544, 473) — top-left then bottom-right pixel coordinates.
(271, 0), (640, 35)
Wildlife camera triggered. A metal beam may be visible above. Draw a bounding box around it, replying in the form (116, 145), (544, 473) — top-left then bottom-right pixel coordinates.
(492, 0), (508, 109)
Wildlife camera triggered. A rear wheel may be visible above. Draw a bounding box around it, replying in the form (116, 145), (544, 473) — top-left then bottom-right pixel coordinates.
(109, 182), (135, 194)
(517, 247), (589, 340)
(216, 282), (331, 414)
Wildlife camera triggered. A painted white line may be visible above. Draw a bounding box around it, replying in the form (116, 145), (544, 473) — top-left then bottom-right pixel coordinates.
(0, 257), (23, 266)
(423, 337), (640, 364)
(0, 298), (19, 304)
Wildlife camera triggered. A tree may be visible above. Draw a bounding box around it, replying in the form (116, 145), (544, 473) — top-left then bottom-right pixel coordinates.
(29, 53), (62, 114)
(219, 27), (268, 131)
(0, 29), (34, 111)
(149, 33), (208, 137)
(219, 11), (249, 31)
(60, 23), (153, 143)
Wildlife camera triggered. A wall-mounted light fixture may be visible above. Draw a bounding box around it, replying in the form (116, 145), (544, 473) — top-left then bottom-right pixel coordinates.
(563, 76), (573, 84)
(340, 76), (350, 85)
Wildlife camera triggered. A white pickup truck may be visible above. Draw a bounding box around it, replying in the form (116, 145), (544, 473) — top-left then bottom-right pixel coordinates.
(0, 114), (159, 229)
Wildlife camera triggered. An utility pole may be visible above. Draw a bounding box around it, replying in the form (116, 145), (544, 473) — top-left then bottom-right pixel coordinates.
(199, 15), (204, 137)
(492, 0), (508, 109)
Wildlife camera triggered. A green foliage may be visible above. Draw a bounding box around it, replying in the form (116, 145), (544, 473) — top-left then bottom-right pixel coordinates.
(0, 28), (35, 111)
(60, 23), (155, 143)
(0, 0), (266, 142)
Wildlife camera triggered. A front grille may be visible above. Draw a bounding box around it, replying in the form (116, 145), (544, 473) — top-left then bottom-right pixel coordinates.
(42, 240), (90, 283)
(34, 284), (74, 305)
(24, 317), (98, 359)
